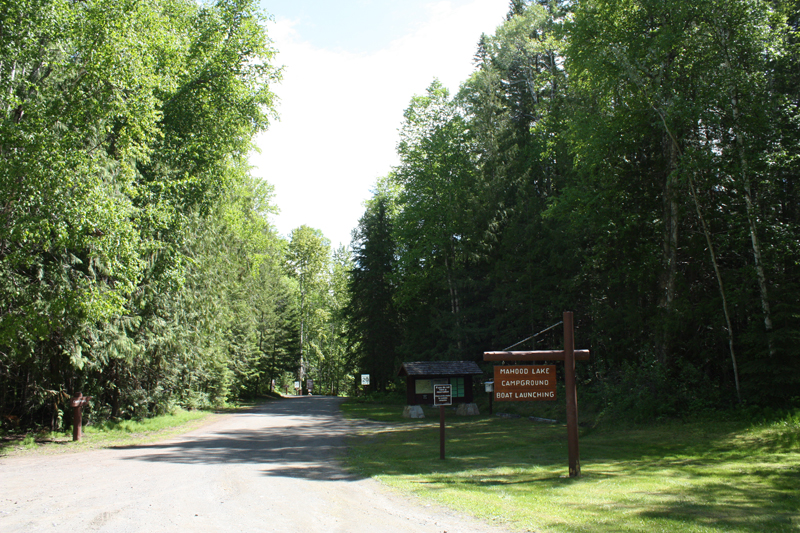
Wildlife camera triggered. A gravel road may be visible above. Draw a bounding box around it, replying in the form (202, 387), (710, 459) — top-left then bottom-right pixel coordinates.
(1, 396), (514, 532)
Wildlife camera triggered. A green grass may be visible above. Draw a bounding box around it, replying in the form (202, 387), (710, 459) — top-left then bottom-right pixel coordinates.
(341, 402), (800, 533)
(0, 408), (217, 457)
(0, 397), (277, 457)
(84, 408), (212, 438)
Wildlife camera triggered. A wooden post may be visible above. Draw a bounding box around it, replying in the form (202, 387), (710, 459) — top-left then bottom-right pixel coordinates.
(439, 405), (446, 460)
(564, 311), (581, 477)
(72, 392), (83, 442)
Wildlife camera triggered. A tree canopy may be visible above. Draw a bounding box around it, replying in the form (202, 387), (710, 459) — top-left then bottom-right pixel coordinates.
(3, 0), (799, 430)
(348, 0), (800, 416)
(0, 0), (354, 427)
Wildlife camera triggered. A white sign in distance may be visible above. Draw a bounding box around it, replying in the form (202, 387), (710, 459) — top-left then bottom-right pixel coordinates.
(433, 384), (452, 406)
(361, 374), (370, 386)
(294, 381), (300, 389)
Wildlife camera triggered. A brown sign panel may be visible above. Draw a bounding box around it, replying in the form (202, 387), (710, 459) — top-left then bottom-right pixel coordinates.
(495, 390), (556, 401)
(433, 384), (452, 406)
(494, 365), (556, 390)
(494, 365), (556, 401)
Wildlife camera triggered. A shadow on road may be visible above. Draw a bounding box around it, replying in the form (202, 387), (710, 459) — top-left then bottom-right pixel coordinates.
(116, 396), (364, 481)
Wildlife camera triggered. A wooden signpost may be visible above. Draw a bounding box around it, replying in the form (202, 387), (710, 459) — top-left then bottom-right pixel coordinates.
(433, 383), (452, 460)
(70, 392), (92, 442)
(483, 311), (589, 478)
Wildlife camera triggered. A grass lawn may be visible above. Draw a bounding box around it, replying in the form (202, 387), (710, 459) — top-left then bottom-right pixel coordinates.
(341, 401), (800, 533)
(0, 400), (262, 457)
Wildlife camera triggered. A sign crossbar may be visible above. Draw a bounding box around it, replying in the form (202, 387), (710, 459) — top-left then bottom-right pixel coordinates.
(484, 349), (590, 361)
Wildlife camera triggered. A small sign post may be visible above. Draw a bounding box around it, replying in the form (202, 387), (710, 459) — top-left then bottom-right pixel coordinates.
(433, 384), (452, 460)
(294, 381), (300, 395)
(485, 381), (494, 415)
(70, 393), (91, 442)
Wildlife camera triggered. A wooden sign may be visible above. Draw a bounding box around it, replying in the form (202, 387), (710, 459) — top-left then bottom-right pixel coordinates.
(70, 396), (91, 407)
(484, 311), (589, 478)
(433, 384), (452, 406)
(70, 393), (92, 442)
(493, 365), (556, 401)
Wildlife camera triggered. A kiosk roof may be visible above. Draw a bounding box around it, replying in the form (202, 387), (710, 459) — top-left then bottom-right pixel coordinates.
(398, 361), (483, 377)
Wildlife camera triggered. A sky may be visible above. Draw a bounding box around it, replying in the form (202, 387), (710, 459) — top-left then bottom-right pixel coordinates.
(250, 1), (510, 249)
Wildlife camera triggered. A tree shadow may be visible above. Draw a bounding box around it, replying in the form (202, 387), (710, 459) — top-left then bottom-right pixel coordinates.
(631, 473), (800, 533)
(116, 396), (367, 482)
(346, 416), (800, 532)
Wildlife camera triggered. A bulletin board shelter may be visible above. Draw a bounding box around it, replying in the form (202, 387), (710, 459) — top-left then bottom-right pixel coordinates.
(398, 361), (483, 406)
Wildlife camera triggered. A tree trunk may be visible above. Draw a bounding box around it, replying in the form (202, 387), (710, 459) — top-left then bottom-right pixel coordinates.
(444, 252), (463, 353)
(689, 174), (742, 402)
(655, 106), (742, 402)
(731, 92), (775, 357)
(299, 280), (305, 386)
(657, 133), (680, 364)
(111, 359), (120, 418)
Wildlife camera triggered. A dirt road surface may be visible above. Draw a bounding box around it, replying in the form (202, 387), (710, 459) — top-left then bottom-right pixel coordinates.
(1, 396), (514, 533)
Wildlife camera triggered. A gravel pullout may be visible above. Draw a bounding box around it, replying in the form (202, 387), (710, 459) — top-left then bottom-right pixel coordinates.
(0, 396), (515, 533)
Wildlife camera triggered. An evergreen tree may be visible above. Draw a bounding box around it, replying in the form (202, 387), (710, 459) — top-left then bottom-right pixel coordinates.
(346, 186), (400, 391)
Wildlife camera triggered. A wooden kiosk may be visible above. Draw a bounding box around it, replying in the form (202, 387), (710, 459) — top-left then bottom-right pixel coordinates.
(398, 361), (483, 406)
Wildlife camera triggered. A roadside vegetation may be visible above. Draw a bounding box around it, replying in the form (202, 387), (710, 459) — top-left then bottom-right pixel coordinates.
(341, 396), (800, 533)
(1, 0), (355, 433)
(3, 0), (799, 445)
(0, 396), (278, 457)
(0, 408), (210, 457)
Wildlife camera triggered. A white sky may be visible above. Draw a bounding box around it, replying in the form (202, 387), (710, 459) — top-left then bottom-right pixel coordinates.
(250, 1), (509, 249)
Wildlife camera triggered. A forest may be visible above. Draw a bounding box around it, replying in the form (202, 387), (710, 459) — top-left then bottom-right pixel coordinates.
(348, 0), (800, 416)
(1, 0), (799, 431)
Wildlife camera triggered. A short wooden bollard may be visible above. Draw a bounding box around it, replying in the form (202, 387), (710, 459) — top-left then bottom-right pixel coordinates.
(70, 393), (91, 442)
